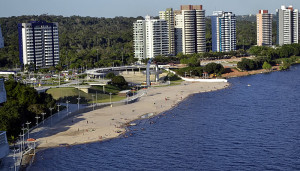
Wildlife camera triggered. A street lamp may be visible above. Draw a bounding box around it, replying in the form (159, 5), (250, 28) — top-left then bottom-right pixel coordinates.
(57, 104), (61, 117)
(41, 112), (46, 124)
(66, 100), (70, 113)
(92, 94), (95, 110)
(25, 121), (31, 139)
(49, 107), (54, 126)
(127, 94), (129, 105)
(35, 115), (40, 126)
(77, 97), (81, 110)
(21, 127), (26, 151)
(19, 133), (23, 155)
(96, 91), (98, 107)
(109, 92), (112, 106)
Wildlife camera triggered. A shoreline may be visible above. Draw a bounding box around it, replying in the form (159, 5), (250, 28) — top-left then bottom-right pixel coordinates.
(34, 81), (229, 149)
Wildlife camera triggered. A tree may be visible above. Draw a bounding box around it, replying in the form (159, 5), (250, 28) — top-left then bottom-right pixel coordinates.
(111, 76), (128, 89)
(203, 63), (225, 75)
(262, 62), (272, 71)
(105, 72), (115, 79)
(0, 80), (57, 142)
(187, 56), (201, 67)
(237, 58), (258, 71)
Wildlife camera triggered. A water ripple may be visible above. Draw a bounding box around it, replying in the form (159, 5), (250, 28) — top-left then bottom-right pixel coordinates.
(29, 65), (300, 171)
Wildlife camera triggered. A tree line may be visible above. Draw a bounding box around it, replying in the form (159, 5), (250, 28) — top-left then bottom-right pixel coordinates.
(0, 15), (142, 69)
(0, 14), (271, 69)
(0, 80), (57, 143)
(237, 44), (300, 71)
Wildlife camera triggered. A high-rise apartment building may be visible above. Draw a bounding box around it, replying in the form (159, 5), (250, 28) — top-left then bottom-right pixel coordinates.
(159, 8), (175, 55)
(18, 21), (59, 69)
(276, 5), (299, 45)
(0, 25), (4, 48)
(257, 10), (273, 46)
(133, 16), (169, 62)
(211, 11), (236, 52)
(175, 5), (206, 54)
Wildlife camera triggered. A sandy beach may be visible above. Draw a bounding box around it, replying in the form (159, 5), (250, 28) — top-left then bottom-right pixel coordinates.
(37, 81), (229, 148)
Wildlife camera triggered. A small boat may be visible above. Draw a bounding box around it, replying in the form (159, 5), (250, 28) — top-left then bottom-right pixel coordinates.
(129, 123), (137, 126)
(247, 84), (251, 87)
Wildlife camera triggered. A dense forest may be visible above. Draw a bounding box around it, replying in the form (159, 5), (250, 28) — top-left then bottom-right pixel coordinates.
(0, 80), (57, 142)
(0, 15), (276, 69)
(0, 15), (142, 69)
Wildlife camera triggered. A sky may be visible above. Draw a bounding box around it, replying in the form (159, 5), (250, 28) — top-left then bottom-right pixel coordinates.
(1, 0), (300, 18)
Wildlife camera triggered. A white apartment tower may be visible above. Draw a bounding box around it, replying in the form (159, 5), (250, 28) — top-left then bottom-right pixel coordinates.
(133, 16), (169, 62)
(0, 25), (4, 48)
(175, 5), (206, 54)
(18, 21), (59, 69)
(159, 8), (176, 55)
(257, 10), (273, 46)
(211, 11), (236, 52)
(276, 5), (299, 45)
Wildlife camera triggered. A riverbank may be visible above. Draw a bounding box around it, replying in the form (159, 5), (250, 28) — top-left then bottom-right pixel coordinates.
(222, 66), (280, 78)
(36, 81), (229, 148)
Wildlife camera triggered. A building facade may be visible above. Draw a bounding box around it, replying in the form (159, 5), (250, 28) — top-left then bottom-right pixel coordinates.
(211, 11), (236, 52)
(0, 78), (6, 104)
(133, 16), (169, 62)
(0, 131), (9, 160)
(159, 8), (176, 55)
(257, 10), (273, 46)
(0, 25), (4, 48)
(18, 21), (59, 69)
(174, 5), (206, 54)
(276, 5), (299, 45)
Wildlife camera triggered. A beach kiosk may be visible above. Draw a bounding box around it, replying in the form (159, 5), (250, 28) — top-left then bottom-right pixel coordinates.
(26, 138), (36, 156)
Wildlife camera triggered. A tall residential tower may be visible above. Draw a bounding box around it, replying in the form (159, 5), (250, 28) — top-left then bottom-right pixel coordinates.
(257, 10), (273, 46)
(18, 21), (60, 69)
(211, 11), (236, 52)
(276, 5), (299, 45)
(133, 16), (169, 62)
(175, 5), (206, 54)
(159, 8), (176, 55)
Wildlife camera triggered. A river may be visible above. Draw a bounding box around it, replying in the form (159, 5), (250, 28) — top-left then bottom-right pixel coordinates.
(29, 65), (300, 170)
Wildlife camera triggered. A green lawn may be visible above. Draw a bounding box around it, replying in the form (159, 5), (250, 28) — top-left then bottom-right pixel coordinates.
(46, 86), (126, 104)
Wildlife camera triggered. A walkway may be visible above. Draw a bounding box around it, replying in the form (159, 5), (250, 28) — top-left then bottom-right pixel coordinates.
(0, 88), (147, 170)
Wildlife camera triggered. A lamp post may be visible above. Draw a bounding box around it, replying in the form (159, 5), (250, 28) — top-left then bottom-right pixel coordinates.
(77, 97), (81, 110)
(21, 127), (26, 150)
(96, 91), (98, 107)
(25, 121), (31, 139)
(35, 115), (40, 132)
(35, 116), (40, 126)
(41, 112), (46, 124)
(13, 148), (17, 171)
(92, 94), (95, 110)
(66, 100), (70, 113)
(57, 104), (61, 117)
(109, 92), (112, 106)
(19, 133), (23, 155)
(127, 94), (129, 105)
(49, 107), (54, 126)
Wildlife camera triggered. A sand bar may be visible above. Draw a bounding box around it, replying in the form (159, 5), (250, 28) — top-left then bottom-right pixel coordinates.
(37, 81), (229, 148)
